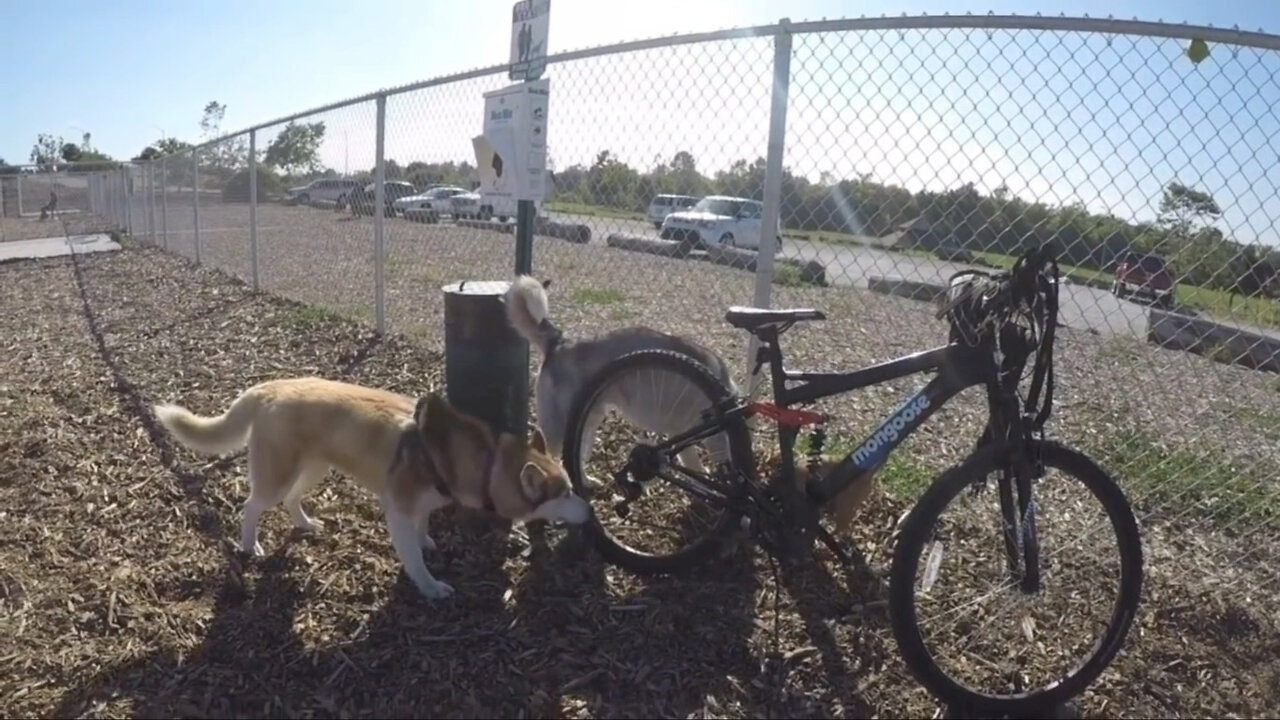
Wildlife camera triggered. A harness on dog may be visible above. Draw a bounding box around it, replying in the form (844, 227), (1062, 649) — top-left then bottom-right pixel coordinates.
(391, 426), (504, 514)
(391, 429), (454, 500)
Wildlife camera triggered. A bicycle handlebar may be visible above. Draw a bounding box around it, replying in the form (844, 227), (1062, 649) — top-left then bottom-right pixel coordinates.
(938, 244), (1062, 429)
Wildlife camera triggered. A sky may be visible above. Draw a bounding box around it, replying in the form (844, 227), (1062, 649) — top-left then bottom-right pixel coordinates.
(4, 0), (1280, 243)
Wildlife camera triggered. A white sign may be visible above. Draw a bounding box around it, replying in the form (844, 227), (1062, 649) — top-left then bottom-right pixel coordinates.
(474, 78), (550, 203)
(509, 0), (550, 82)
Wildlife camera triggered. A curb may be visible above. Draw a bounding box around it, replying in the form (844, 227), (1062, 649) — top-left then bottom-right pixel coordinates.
(1146, 307), (1280, 373)
(866, 276), (948, 302)
(605, 233), (686, 257)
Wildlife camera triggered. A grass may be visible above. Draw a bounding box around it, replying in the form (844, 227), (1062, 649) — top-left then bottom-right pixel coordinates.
(1233, 405), (1280, 443)
(789, 417), (1280, 535)
(278, 302), (350, 332)
(1093, 428), (1280, 532)
(1176, 284), (1280, 329)
(973, 250), (1111, 289)
(570, 286), (626, 306)
(772, 264), (807, 288)
(546, 201), (646, 223)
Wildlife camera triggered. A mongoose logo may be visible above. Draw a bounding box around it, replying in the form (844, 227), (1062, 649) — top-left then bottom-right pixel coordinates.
(851, 393), (931, 467)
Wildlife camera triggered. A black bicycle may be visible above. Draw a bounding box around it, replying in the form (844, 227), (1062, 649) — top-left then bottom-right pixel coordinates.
(560, 246), (1144, 715)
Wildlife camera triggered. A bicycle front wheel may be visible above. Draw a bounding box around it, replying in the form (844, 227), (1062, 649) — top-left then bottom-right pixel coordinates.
(889, 439), (1143, 715)
(561, 348), (755, 576)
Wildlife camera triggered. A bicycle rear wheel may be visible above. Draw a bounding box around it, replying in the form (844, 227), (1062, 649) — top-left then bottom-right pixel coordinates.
(560, 348), (755, 576)
(889, 439), (1143, 715)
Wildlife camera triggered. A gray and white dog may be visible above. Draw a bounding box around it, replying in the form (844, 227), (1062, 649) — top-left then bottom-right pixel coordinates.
(504, 276), (737, 475)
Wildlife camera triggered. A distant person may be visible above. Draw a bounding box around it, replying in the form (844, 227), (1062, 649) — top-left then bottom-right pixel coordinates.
(39, 191), (57, 221)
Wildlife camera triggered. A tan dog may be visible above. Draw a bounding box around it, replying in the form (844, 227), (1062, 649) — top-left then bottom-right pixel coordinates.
(152, 377), (591, 600)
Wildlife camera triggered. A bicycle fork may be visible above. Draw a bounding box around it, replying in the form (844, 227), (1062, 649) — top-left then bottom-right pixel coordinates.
(996, 445), (1043, 595)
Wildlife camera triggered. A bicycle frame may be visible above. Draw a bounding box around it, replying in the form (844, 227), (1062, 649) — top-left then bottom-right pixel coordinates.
(743, 324), (1022, 507)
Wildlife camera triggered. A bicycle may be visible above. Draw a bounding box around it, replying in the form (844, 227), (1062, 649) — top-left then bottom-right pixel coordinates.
(560, 245), (1144, 716)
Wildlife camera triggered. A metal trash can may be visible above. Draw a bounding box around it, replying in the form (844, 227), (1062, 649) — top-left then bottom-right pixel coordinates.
(442, 280), (529, 440)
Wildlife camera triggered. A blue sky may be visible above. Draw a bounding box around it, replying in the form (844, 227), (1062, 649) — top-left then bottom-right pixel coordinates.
(4, 0), (1280, 242)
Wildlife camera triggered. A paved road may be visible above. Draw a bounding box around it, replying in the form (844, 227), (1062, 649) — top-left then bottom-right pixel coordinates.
(546, 210), (1152, 340)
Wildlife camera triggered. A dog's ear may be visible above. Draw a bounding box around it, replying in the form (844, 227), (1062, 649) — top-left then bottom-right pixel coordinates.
(529, 425), (548, 455)
(416, 392), (455, 440)
(519, 462), (545, 502)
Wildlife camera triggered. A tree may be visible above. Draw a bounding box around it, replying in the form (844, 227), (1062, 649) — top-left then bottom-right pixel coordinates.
(1155, 181), (1228, 287)
(263, 120), (326, 176)
(60, 143), (82, 162)
(29, 133), (64, 169)
(1157, 181), (1221, 246)
(200, 100), (226, 138)
(156, 137), (192, 155)
(199, 100), (250, 178)
(134, 146), (162, 162)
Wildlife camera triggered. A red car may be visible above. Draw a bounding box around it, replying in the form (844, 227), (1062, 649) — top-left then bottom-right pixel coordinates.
(1112, 253), (1175, 308)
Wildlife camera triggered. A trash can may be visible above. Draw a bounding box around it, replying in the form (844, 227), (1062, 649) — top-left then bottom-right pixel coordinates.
(442, 280), (529, 441)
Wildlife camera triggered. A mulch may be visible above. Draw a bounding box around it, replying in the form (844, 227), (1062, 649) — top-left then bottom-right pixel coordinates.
(1, 235), (1277, 719)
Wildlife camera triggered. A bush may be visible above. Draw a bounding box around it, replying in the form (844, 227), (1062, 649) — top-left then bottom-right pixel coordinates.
(222, 166), (283, 203)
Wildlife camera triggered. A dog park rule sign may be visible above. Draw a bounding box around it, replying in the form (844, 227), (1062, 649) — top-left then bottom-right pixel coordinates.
(510, 0), (549, 82)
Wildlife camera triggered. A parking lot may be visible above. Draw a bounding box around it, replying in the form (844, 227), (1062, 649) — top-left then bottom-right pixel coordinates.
(543, 209), (1157, 339)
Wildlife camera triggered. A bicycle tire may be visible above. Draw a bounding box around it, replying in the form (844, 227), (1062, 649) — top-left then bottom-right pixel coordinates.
(560, 348), (755, 576)
(888, 439), (1143, 715)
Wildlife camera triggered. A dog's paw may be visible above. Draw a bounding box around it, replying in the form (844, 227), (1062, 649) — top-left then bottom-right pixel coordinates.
(417, 579), (455, 600)
(420, 534), (437, 551)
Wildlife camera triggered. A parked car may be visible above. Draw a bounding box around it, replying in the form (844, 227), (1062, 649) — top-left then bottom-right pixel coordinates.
(392, 185), (471, 222)
(286, 178), (362, 207)
(349, 181), (419, 217)
(646, 193), (699, 229)
(450, 191), (485, 220)
(659, 195), (782, 253)
(449, 191), (541, 223)
(1113, 252), (1176, 308)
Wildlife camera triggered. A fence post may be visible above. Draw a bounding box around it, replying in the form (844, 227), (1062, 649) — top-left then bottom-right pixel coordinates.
(16, 174), (22, 217)
(124, 166), (133, 236)
(147, 162), (157, 244)
(160, 157), (169, 250)
(374, 93), (387, 334)
(193, 149), (202, 265)
(747, 17), (793, 398)
(249, 131), (260, 291)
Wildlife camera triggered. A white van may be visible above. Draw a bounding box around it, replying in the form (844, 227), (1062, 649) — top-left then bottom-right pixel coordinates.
(646, 194), (699, 228)
(659, 195), (783, 254)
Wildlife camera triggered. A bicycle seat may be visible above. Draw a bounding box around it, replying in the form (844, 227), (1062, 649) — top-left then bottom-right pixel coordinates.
(724, 306), (826, 332)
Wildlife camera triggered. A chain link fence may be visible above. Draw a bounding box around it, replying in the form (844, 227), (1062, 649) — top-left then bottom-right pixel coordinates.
(80, 14), (1280, 714)
(0, 161), (124, 241)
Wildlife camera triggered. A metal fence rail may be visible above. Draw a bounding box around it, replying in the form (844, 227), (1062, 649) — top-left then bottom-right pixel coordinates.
(24, 13), (1280, 716)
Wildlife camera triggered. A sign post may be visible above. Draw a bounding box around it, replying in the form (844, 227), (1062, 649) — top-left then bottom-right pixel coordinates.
(490, 0), (550, 277)
(469, 0), (551, 553)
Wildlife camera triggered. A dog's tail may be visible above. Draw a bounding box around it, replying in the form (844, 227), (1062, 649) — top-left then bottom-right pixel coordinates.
(504, 275), (562, 357)
(152, 388), (263, 456)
